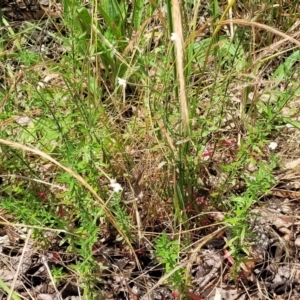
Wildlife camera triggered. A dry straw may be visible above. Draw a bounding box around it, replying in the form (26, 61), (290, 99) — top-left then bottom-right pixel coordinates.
(0, 139), (134, 251)
(172, 0), (189, 134)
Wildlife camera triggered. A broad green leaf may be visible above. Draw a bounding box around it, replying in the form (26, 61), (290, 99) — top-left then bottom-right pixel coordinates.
(76, 7), (92, 36)
(97, 5), (122, 40)
(98, 0), (127, 39)
(272, 50), (300, 81)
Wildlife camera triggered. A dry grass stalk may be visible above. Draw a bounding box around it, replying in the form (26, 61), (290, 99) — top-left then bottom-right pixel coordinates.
(0, 139), (137, 260)
(172, 0), (189, 134)
(7, 229), (32, 300)
(218, 19), (300, 48)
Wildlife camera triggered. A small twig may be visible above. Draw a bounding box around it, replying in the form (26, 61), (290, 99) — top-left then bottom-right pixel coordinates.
(228, 0), (234, 41)
(0, 174), (67, 191)
(7, 229), (32, 300)
(41, 255), (63, 300)
(144, 226), (227, 298)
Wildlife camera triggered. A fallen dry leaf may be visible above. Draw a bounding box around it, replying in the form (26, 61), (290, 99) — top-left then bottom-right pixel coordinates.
(284, 158), (300, 169)
(187, 293), (205, 300)
(213, 288), (222, 300)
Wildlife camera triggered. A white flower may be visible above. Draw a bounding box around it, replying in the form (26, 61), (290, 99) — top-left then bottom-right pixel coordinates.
(286, 123), (294, 128)
(268, 142), (278, 150)
(170, 33), (177, 41)
(117, 77), (126, 88)
(109, 179), (123, 193)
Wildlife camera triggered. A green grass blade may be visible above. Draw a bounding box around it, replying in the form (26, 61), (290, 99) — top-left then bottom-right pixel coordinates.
(272, 50), (300, 81)
(132, 0), (144, 30)
(97, 4), (122, 39)
(0, 278), (21, 300)
(76, 6), (92, 36)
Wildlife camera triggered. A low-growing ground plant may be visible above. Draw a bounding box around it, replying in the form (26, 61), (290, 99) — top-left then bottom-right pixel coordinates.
(1, 0), (300, 298)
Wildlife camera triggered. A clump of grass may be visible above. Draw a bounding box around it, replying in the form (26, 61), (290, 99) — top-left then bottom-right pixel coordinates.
(0, 0), (300, 297)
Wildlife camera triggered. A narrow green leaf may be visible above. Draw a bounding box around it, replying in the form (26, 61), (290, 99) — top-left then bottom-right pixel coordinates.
(76, 7), (92, 35)
(0, 278), (22, 300)
(272, 50), (300, 81)
(132, 0), (144, 30)
(98, 0), (126, 39)
(282, 118), (300, 130)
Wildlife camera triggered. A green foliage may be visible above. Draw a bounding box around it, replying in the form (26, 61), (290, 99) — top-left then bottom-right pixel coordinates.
(154, 232), (185, 292)
(272, 50), (300, 81)
(1, 0), (300, 296)
(224, 157), (277, 268)
(50, 266), (66, 284)
(108, 191), (133, 240)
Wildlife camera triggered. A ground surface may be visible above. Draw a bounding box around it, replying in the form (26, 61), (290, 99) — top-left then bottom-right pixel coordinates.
(1, 1), (300, 300)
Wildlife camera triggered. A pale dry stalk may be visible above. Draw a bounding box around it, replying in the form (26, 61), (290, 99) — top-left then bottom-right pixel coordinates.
(172, 0), (189, 134)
